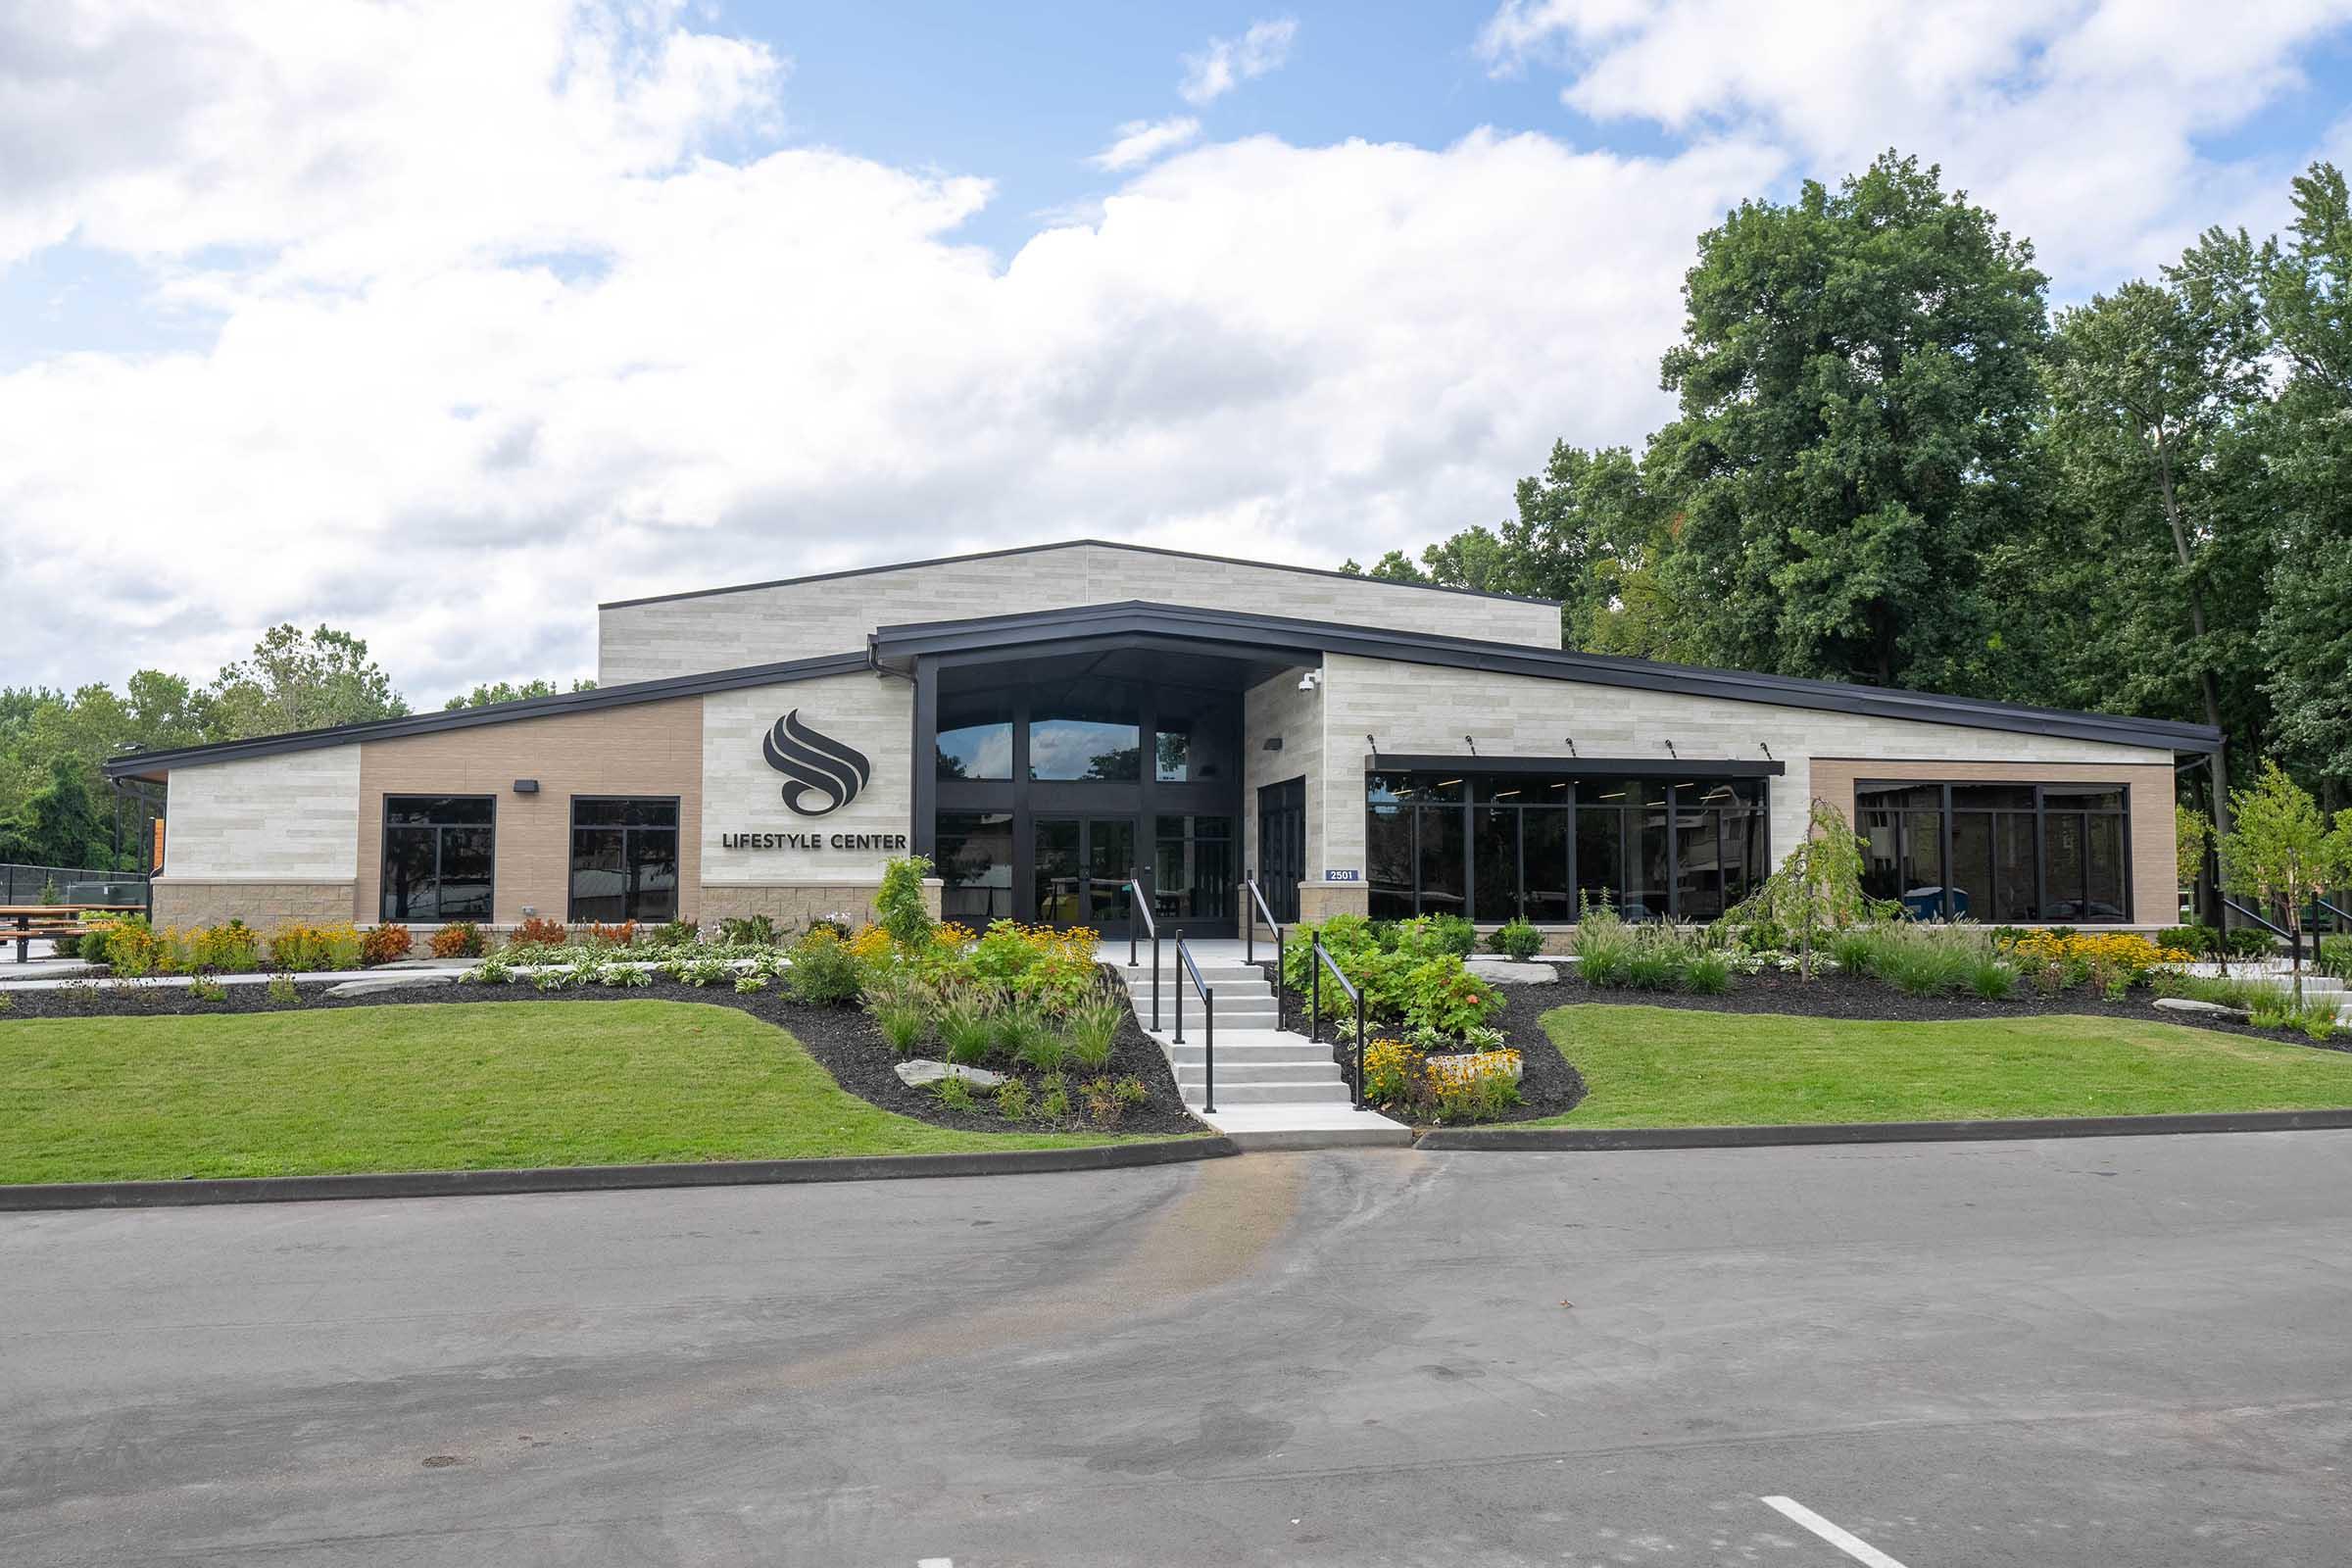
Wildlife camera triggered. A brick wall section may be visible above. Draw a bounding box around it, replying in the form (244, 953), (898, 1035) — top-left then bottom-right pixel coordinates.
(600, 542), (1564, 682)
(1808, 757), (2178, 926)
(357, 698), (703, 926)
(1318, 655), (2182, 925)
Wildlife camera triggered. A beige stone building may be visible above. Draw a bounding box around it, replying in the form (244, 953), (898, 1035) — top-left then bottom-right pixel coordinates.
(108, 539), (2218, 939)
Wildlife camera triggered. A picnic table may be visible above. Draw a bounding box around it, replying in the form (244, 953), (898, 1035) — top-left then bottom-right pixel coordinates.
(0, 904), (143, 965)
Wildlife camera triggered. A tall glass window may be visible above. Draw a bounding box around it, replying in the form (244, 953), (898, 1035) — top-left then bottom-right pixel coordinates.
(936, 692), (1013, 781)
(1029, 682), (1143, 780)
(1858, 782), (2132, 923)
(1154, 814), (1234, 923)
(381, 796), (494, 921)
(1362, 772), (1767, 922)
(936, 809), (1014, 923)
(568, 798), (679, 923)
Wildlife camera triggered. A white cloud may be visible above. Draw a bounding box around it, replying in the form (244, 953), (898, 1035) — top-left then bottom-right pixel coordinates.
(0, 5), (1771, 698)
(2, 0), (2348, 705)
(1089, 116), (1201, 172)
(1179, 17), (1298, 106)
(1474, 0), (2352, 286)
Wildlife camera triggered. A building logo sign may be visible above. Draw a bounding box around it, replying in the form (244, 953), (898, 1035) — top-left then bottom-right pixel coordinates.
(761, 709), (871, 817)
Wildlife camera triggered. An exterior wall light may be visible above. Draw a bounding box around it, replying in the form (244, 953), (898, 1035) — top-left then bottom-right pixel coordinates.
(513, 778), (540, 794)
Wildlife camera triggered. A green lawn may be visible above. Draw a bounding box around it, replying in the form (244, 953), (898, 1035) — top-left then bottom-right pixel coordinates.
(0, 1001), (1148, 1184)
(1537, 1004), (2352, 1128)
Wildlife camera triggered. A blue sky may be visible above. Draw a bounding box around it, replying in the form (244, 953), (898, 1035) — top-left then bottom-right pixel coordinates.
(5, 0), (2352, 701)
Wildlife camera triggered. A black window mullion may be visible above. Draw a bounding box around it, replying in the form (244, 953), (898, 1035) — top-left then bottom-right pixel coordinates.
(1940, 783), (1955, 921)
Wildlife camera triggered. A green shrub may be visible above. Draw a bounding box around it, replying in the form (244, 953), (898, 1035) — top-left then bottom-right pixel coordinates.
(1574, 905), (1636, 987)
(783, 928), (862, 1005)
(0, 993), (13, 1014)
(862, 969), (929, 1052)
(1968, 956), (2019, 999)
(2156, 924), (2215, 956)
(2226, 928), (2276, 957)
(1064, 992), (1123, 1070)
(1113, 1075), (1149, 1107)
(733, 973), (767, 994)
(2316, 933), (2352, 981)
(1624, 944), (1683, 991)
(1491, 918), (1544, 960)
(1828, 928), (1880, 977)
(995, 1078), (1034, 1119)
(1683, 951), (1731, 995)
(1036, 1078), (1071, 1120)
(932, 1075), (976, 1112)
(718, 913), (780, 947)
(877, 854), (935, 950)
(1015, 1027), (1068, 1074)
(186, 975), (227, 1004)
(1082, 1076), (1124, 1126)
(532, 968), (566, 992)
(1423, 914), (1477, 957)
(2249, 997), (2341, 1041)
(937, 987), (996, 1065)
(649, 919), (701, 948)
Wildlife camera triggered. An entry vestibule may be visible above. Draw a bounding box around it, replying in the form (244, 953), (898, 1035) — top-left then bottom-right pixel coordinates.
(916, 643), (1279, 937)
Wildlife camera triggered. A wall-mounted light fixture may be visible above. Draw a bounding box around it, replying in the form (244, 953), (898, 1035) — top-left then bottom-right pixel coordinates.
(1664, 741), (1679, 760)
(1464, 735), (1478, 756)
(1365, 733), (1380, 763)
(1563, 736), (1577, 757)
(1760, 742), (1773, 760)
(1261, 737), (1285, 753)
(513, 778), (540, 794)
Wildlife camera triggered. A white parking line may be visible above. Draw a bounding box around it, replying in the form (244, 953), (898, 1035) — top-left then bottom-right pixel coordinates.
(1761, 1496), (1909, 1567)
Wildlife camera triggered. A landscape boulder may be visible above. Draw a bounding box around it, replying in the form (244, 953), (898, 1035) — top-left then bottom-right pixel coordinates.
(894, 1058), (1006, 1092)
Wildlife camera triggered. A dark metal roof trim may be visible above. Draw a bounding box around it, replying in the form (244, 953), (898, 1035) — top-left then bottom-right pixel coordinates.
(870, 601), (2223, 754)
(598, 537), (1563, 612)
(1368, 756), (1786, 779)
(101, 650), (875, 779)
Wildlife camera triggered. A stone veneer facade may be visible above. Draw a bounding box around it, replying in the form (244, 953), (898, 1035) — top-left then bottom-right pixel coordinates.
(600, 541), (1562, 683)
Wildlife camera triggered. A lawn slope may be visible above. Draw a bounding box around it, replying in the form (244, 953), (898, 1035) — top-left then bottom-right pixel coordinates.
(0, 1001), (1136, 1183)
(1539, 1004), (2352, 1128)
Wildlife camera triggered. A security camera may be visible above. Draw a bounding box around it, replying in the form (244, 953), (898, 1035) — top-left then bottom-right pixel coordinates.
(1297, 669), (1323, 692)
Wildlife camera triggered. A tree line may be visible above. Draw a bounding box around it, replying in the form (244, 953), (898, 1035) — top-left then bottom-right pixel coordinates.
(0, 625), (590, 871)
(1347, 152), (2352, 838)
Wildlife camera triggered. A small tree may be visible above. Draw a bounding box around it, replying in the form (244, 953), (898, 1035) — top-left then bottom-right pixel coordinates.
(875, 854), (935, 950)
(2176, 803), (2214, 935)
(1720, 798), (1878, 980)
(2217, 761), (2352, 1005)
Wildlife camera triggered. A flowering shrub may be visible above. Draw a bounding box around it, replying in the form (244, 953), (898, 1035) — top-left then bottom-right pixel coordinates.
(429, 921), (485, 958)
(1423, 1049), (1523, 1090)
(267, 921), (365, 972)
(1358, 1038), (1523, 1121)
(188, 920), (262, 973)
(2001, 929), (2165, 990)
(583, 920), (638, 948)
(511, 914), (567, 949)
(360, 923), (413, 965)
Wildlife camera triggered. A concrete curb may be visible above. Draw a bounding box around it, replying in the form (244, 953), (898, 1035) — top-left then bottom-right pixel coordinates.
(0, 1136), (1241, 1211)
(1415, 1106), (2352, 1152)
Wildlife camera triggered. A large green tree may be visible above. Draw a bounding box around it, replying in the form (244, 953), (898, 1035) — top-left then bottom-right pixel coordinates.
(2258, 164), (2352, 794)
(443, 677), (596, 710)
(200, 624), (409, 739)
(1648, 152), (2050, 690)
(2038, 226), (2274, 829)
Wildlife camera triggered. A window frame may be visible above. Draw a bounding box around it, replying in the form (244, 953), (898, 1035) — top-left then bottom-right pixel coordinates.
(565, 794), (683, 925)
(1853, 779), (2133, 924)
(378, 793), (497, 923)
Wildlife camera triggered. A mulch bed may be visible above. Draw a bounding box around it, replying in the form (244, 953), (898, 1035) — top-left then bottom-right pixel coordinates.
(0, 970), (1200, 1139)
(1259, 966), (1590, 1124)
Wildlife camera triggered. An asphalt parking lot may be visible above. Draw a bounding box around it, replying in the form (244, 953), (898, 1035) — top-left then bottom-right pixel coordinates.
(4, 1132), (2349, 1566)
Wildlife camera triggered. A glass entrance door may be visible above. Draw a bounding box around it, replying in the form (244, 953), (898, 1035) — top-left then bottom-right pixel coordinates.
(1034, 816), (1137, 933)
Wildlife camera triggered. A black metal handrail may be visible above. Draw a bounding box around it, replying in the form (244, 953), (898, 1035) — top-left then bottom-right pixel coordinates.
(1124, 874), (1159, 1030)
(1172, 931), (1214, 1112)
(1243, 869), (1285, 1033)
(1308, 933), (1367, 1110)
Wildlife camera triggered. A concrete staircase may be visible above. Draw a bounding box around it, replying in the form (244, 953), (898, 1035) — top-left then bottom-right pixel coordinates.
(1112, 945), (1411, 1150)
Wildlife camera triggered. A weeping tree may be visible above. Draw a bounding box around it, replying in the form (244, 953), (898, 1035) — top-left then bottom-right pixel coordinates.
(1719, 798), (1879, 979)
